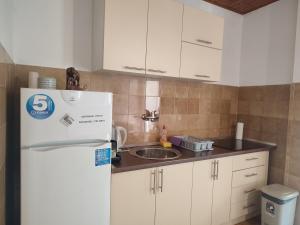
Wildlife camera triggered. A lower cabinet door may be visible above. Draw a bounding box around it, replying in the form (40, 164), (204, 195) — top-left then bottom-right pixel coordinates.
(110, 168), (156, 225)
(155, 163), (193, 225)
(191, 160), (214, 225)
(212, 157), (233, 225)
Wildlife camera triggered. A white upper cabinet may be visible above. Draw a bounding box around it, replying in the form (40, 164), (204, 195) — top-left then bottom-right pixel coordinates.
(182, 5), (224, 50)
(180, 42), (222, 81)
(93, 0), (224, 81)
(146, 0), (183, 77)
(96, 0), (148, 73)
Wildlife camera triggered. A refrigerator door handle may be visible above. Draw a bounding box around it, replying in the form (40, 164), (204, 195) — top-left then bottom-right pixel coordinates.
(22, 139), (110, 151)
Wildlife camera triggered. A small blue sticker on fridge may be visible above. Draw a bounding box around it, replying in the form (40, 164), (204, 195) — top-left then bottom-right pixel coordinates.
(95, 148), (111, 166)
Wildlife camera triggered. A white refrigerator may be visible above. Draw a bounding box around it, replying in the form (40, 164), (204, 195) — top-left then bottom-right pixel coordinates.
(20, 88), (112, 225)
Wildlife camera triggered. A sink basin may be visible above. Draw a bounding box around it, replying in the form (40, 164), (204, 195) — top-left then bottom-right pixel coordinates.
(129, 147), (182, 160)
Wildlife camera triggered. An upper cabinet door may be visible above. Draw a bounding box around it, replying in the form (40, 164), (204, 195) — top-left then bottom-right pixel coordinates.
(103, 0), (148, 73)
(155, 163), (193, 225)
(182, 5), (224, 49)
(180, 42), (222, 81)
(146, 0), (183, 77)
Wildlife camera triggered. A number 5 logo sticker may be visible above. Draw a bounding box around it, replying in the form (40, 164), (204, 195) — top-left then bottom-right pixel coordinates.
(26, 94), (55, 119)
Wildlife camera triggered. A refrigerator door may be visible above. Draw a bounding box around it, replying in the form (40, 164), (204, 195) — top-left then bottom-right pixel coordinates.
(21, 143), (111, 225)
(21, 88), (112, 147)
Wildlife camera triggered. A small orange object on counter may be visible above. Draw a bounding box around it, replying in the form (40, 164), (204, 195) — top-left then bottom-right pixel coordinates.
(160, 125), (172, 148)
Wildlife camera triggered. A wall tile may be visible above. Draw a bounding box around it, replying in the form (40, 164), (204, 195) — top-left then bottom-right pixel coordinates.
(160, 97), (174, 115)
(159, 79), (176, 97)
(174, 98), (188, 114)
(0, 125), (6, 170)
(0, 63), (7, 88)
(113, 94), (128, 115)
(175, 81), (188, 98)
(188, 82), (200, 98)
(188, 99), (199, 114)
(128, 115), (144, 134)
(129, 78), (145, 96)
(0, 167), (5, 225)
(128, 96), (145, 115)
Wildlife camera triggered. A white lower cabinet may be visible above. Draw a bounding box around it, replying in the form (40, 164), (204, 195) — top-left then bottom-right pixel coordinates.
(230, 151), (269, 225)
(111, 152), (269, 225)
(155, 163), (193, 225)
(191, 157), (233, 225)
(110, 168), (156, 225)
(212, 157), (234, 225)
(110, 163), (193, 225)
(191, 160), (214, 225)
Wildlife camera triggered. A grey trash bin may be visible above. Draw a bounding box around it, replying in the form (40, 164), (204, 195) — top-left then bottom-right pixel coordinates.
(261, 184), (299, 225)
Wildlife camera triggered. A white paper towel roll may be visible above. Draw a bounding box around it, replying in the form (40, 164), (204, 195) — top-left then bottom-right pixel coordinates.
(28, 71), (39, 88)
(236, 122), (244, 140)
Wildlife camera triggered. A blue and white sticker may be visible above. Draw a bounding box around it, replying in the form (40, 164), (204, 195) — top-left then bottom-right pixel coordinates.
(95, 148), (111, 167)
(26, 94), (55, 120)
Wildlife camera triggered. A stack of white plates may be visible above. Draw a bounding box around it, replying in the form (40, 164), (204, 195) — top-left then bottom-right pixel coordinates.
(38, 77), (57, 89)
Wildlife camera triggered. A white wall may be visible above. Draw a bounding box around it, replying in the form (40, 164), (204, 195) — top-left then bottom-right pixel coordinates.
(12, 0), (93, 71)
(0, 0), (14, 58)
(178, 0), (243, 86)
(239, 0), (298, 86)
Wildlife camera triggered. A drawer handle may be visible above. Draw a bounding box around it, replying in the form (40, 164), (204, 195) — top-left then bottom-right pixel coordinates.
(194, 74), (210, 78)
(245, 173), (258, 178)
(124, 66), (145, 71)
(243, 203), (256, 210)
(244, 188), (257, 194)
(148, 69), (166, 74)
(246, 157), (259, 161)
(196, 39), (212, 45)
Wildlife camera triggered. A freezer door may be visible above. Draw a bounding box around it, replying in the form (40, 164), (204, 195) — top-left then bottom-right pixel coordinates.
(21, 88), (112, 147)
(21, 143), (111, 225)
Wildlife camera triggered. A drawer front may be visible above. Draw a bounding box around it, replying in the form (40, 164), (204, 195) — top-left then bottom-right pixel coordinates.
(230, 198), (260, 220)
(231, 182), (264, 204)
(232, 166), (267, 188)
(233, 152), (268, 171)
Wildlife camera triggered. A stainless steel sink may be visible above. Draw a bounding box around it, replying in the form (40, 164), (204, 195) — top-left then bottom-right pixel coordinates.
(129, 147), (182, 160)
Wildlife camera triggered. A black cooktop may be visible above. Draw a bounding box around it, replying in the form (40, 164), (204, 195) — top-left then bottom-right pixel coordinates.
(213, 138), (269, 151)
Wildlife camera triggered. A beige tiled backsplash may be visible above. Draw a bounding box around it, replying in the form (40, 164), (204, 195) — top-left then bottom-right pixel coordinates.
(2, 62), (300, 225)
(14, 65), (239, 144)
(237, 85), (291, 184)
(0, 43), (14, 225)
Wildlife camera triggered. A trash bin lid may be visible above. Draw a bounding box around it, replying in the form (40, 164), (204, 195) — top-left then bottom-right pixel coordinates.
(261, 184), (299, 201)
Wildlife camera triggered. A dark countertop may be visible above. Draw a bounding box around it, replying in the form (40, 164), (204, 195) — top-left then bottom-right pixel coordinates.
(112, 139), (276, 173)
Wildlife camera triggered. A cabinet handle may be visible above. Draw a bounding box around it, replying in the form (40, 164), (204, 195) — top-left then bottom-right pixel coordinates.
(243, 203), (256, 210)
(246, 157), (259, 161)
(157, 169), (164, 192)
(211, 161), (216, 180)
(216, 160), (219, 180)
(196, 39), (213, 45)
(194, 74), (210, 79)
(148, 69), (166, 74)
(245, 173), (258, 178)
(123, 66), (145, 71)
(150, 170), (156, 194)
(244, 188), (257, 194)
